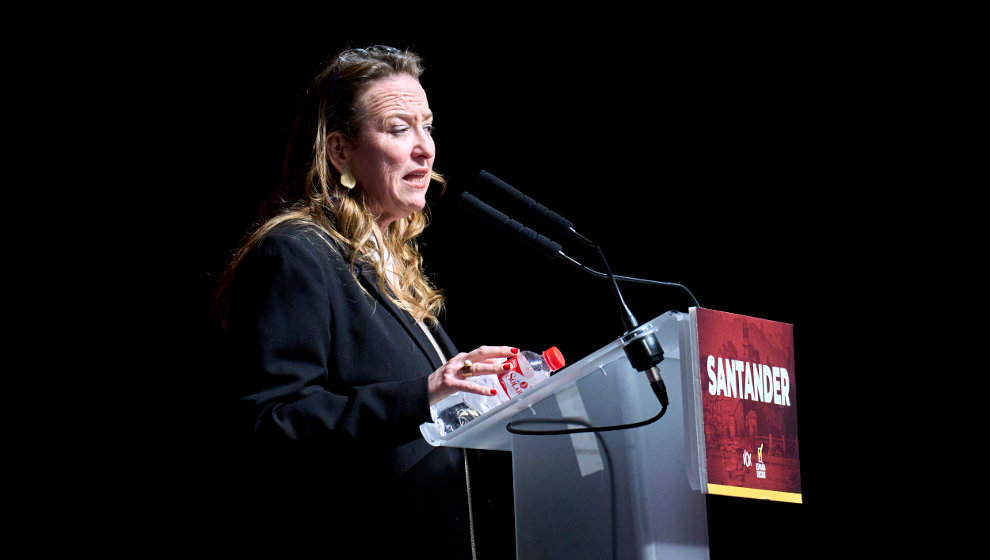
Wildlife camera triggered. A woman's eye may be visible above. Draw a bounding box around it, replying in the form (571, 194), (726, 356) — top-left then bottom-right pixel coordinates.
(388, 123), (433, 136)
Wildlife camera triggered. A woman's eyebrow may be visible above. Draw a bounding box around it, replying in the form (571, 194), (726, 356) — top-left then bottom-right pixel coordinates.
(383, 110), (433, 122)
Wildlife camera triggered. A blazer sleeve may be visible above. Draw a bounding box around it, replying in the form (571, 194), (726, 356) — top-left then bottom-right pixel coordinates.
(225, 230), (433, 447)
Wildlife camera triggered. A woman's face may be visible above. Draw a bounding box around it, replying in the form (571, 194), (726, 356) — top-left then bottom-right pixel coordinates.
(344, 73), (436, 229)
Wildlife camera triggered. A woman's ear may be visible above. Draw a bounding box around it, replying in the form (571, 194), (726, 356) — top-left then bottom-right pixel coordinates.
(326, 131), (350, 174)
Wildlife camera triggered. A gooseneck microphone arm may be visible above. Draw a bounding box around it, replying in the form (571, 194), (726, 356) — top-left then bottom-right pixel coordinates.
(596, 239), (638, 333)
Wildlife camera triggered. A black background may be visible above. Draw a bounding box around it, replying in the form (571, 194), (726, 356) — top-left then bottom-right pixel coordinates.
(130, 15), (902, 558)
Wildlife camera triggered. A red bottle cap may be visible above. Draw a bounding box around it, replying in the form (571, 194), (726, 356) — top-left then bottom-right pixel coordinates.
(542, 347), (566, 371)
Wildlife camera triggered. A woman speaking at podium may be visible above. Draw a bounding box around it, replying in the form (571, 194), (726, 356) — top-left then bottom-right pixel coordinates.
(215, 45), (515, 558)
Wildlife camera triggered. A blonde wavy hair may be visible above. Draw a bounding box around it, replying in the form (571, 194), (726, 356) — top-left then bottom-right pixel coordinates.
(216, 45), (445, 327)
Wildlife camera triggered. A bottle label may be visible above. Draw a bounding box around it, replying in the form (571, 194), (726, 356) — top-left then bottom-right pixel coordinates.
(498, 353), (551, 398)
(498, 370), (531, 397)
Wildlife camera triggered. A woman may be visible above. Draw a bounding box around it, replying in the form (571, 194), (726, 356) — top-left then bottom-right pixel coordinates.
(215, 46), (515, 557)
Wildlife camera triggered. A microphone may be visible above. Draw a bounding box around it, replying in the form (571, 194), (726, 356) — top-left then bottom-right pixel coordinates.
(457, 191), (563, 261)
(475, 170), (594, 247)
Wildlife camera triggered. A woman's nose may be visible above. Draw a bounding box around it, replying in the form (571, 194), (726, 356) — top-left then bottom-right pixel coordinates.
(412, 128), (435, 160)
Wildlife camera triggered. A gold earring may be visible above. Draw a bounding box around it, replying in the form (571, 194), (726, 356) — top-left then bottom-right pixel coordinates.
(340, 170), (356, 189)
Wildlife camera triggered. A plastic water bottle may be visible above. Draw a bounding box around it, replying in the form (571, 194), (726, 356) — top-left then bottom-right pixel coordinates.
(497, 346), (566, 399)
(425, 347), (566, 438)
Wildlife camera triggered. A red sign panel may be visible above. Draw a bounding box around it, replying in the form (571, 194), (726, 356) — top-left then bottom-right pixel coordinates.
(694, 307), (801, 502)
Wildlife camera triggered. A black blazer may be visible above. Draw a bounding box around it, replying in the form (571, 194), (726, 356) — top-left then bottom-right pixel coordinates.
(222, 222), (480, 557)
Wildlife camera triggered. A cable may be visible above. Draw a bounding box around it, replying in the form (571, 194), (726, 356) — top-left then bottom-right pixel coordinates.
(505, 377), (669, 436)
(558, 251), (701, 307)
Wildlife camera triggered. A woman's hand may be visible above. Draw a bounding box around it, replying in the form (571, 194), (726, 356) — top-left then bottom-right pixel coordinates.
(428, 346), (519, 405)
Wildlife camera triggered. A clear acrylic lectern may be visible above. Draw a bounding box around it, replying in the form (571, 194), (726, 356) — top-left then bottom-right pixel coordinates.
(422, 311), (710, 559)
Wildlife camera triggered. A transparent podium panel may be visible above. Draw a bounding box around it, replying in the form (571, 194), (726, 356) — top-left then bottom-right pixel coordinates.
(425, 312), (709, 559)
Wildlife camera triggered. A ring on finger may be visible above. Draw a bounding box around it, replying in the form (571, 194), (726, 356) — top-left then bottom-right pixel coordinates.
(461, 360), (474, 377)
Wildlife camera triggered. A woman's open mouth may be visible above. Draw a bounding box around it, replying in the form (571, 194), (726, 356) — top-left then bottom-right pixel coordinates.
(403, 169), (430, 188)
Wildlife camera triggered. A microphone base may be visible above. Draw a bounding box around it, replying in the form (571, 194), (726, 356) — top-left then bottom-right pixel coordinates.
(619, 323), (665, 373)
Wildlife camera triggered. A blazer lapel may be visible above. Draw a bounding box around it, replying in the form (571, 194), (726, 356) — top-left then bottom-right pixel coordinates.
(356, 262), (447, 370)
(431, 322), (459, 362)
